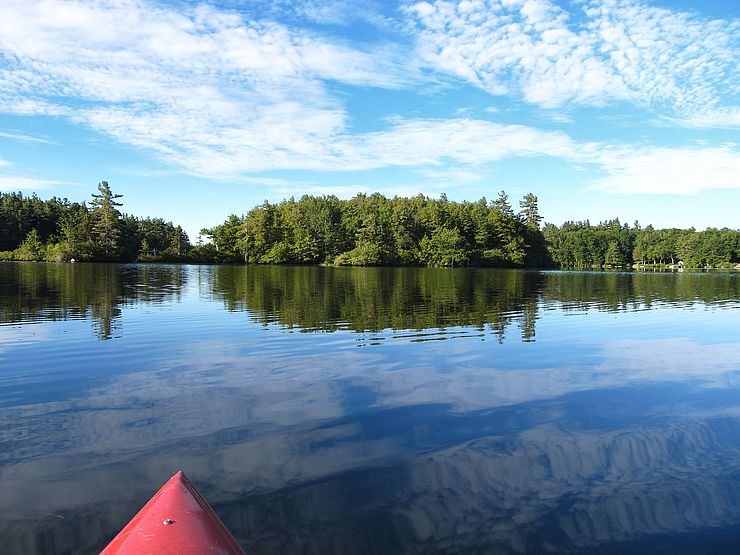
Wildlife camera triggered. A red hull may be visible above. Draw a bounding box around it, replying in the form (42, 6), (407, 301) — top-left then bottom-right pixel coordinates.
(101, 471), (245, 554)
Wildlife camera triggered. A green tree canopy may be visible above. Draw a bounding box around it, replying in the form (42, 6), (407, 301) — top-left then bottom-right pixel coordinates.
(90, 181), (123, 258)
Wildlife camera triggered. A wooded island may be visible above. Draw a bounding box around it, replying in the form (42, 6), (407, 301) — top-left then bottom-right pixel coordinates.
(1, 182), (738, 269)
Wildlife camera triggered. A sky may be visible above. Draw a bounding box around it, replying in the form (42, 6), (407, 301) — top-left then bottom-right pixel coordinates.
(0, 0), (738, 241)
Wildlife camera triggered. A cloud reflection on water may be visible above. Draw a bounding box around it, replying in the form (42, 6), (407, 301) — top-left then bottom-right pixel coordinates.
(1, 264), (740, 553)
(3, 329), (740, 553)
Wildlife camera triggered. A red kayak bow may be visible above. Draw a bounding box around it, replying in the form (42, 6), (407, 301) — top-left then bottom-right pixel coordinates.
(101, 470), (245, 554)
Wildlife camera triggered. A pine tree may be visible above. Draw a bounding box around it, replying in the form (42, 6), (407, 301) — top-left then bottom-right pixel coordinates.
(90, 181), (123, 257)
(519, 193), (542, 229)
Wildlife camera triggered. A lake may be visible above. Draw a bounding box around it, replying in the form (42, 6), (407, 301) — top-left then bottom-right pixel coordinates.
(1, 262), (740, 554)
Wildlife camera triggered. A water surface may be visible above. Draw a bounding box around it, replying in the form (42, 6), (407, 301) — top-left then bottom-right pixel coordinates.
(1, 263), (740, 554)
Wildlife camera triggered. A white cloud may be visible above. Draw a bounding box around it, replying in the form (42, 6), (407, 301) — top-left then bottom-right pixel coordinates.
(418, 167), (484, 183)
(0, 176), (76, 191)
(0, 0), (737, 198)
(250, 116), (740, 196)
(271, 182), (431, 200)
(0, 0), (417, 177)
(359, 120), (739, 197)
(587, 146), (740, 195)
(337, 118), (580, 169)
(540, 111), (573, 124)
(598, 338), (740, 386)
(407, 0), (739, 119)
(269, 172), (484, 202)
(292, 0), (391, 27)
(0, 131), (53, 144)
(665, 107), (740, 129)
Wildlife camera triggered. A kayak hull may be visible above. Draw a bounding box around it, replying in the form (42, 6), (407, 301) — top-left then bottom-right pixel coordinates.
(101, 470), (244, 554)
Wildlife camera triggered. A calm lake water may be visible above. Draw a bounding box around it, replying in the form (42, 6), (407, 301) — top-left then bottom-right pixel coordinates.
(1, 262), (740, 554)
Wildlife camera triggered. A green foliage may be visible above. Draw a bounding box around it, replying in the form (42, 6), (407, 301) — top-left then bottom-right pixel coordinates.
(187, 243), (219, 263)
(90, 181), (123, 258)
(545, 220), (632, 268)
(420, 227), (469, 267)
(134, 218), (192, 260)
(0, 191), (72, 250)
(519, 193), (543, 229)
(334, 242), (383, 266)
(58, 202), (95, 260)
(544, 220), (739, 269)
(675, 228), (739, 268)
(261, 241), (294, 264)
(203, 214), (244, 258)
(1, 185), (738, 270)
(15, 229), (45, 261)
(238, 191), (543, 268)
(45, 241), (75, 263)
(0, 183), (191, 263)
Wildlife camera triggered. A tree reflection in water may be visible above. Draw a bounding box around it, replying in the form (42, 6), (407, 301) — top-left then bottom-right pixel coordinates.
(1, 263), (739, 554)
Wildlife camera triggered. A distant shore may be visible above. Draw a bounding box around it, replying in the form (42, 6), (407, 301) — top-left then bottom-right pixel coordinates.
(2, 186), (739, 270)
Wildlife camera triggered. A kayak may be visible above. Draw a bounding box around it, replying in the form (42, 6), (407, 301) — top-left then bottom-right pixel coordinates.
(101, 470), (245, 554)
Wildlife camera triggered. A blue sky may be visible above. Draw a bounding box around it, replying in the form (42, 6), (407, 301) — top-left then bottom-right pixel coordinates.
(0, 0), (738, 241)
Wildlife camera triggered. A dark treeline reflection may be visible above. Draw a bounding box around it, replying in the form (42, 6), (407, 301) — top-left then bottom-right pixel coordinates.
(0, 262), (187, 339)
(209, 265), (739, 340)
(210, 265), (544, 342)
(3, 263), (738, 342)
(543, 270), (740, 312)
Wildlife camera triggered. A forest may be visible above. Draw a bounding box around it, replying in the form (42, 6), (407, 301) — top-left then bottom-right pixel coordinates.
(1, 182), (739, 269)
(0, 182), (189, 263)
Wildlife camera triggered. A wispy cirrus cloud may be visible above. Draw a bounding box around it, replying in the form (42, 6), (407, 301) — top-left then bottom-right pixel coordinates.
(0, 0), (417, 177)
(0, 131), (53, 144)
(271, 182), (432, 201)
(337, 118), (581, 169)
(588, 146), (740, 195)
(406, 0), (739, 119)
(0, 0), (601, 178)
(0, 0), (737, 200)
(361, 120), (740, 197)
(664, 108), (740, 130)
(0, 175), (78, 191)
(286, 0), (394, 27)
(419, 167), (485, 184)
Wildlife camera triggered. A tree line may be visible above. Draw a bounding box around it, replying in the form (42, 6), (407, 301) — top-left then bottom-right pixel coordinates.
(1, 182), (738, 268)
(0, 182), (190, 262)
(203, 191), (546, 267)
(543, 220), (740, 269)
